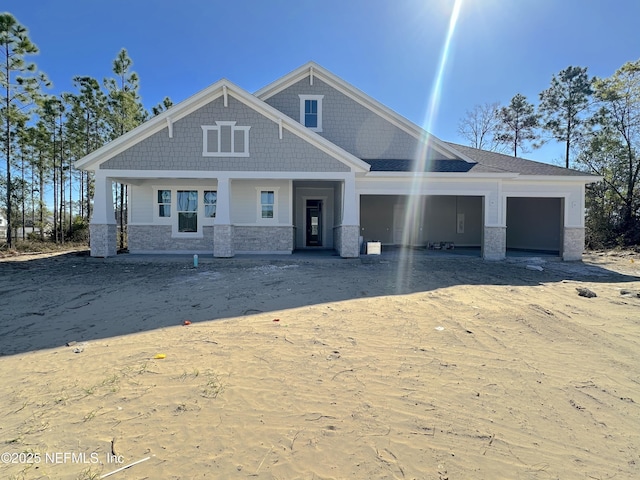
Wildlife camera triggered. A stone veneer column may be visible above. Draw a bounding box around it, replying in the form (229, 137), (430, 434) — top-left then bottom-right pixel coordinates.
(90, 171), (117, 257)
(339, 225), (360, 258)
(213, 225), (234, 257)
(90, 224), (117, 257)
(482, 226), (506, 260)
(213, 176), (234, 257)
(563, 227), (585, 261)
(339, 175), (360, 258)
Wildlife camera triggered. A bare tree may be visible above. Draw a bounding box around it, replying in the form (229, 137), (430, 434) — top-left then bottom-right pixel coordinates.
(458, 102), (507, 152)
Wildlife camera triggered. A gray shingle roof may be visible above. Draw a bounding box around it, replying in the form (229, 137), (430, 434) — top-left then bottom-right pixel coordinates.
(444, 143), (594, 176)
(363, 143), (595, 177)
(364, 158), (477, 172)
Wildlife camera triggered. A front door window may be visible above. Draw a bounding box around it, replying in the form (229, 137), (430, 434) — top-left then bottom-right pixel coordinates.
(306, 199), (322, 247)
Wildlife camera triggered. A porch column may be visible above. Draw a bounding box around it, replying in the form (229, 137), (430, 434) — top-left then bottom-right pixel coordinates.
(89, 170), (117, 257)
(213, 176), (234, 257)
(339, 174), (360, 258)
(563, 190), (585, 261)
(482, 189), (506, 260)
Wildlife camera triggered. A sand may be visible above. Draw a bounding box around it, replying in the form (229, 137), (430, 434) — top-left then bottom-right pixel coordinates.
(1, 250), (639, 479)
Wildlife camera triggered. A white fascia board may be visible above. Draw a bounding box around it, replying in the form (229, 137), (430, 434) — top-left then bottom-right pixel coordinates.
(508, 174), (602, 183)
(255, 61), (477, 164)
(96, 169), (355, 181)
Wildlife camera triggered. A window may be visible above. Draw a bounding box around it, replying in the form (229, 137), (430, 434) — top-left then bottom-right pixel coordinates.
(299, 95), (323, 132)
(204, 191), (217, 218)
(158, 190), (171, 217)
(260, 191), (275, 219)
(304, 100), (318, 128)
(177, 190), (198, 232)
(202, 121), (251, 157)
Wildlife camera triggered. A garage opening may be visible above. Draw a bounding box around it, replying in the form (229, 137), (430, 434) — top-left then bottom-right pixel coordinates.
(360, 195), (482, 254)
(506, 197), (562, 255)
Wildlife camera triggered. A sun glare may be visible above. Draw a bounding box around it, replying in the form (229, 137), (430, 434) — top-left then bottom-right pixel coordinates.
(396, 0), (464, 292)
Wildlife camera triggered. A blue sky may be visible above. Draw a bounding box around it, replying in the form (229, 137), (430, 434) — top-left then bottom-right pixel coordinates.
(4, 0), (640, 165)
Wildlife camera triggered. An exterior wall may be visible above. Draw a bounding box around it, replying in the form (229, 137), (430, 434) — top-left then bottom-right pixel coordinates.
(563, 227), (585, 261)
(90, 224), (117, 257)
(233, 226), (294, 253)
(265, 77), (437, 160)
(100, 96), (349, 173)
(506, 197), (562, 253)
(128, 225), (214, 253)
(231, 179), (291, 225)
(482, 226), (506, 261)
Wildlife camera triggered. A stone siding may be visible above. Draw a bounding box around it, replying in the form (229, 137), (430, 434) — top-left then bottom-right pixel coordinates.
(334, 225), (360, 258)
(100, 96), (349, 172)
(128, 225), (214, 253)
(233, 226), (294, 253)
(482, 226), (506, 261)
(563, 227), (585, 261)
(213, 225), (234, 257)
(90, 224), (117, 257)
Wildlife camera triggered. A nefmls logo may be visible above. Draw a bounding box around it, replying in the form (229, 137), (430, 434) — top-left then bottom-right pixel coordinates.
(45, 452), (100, 464)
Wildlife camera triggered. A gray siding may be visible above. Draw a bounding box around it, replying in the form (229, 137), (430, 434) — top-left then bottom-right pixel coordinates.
(265, 77), (435, 160)
(101, 96), (349, 172)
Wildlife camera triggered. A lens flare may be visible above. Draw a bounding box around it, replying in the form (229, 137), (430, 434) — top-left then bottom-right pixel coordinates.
(396, 0), (464, 292)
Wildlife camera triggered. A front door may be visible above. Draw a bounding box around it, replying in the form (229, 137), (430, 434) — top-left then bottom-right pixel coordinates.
(306, 200), (322, 247)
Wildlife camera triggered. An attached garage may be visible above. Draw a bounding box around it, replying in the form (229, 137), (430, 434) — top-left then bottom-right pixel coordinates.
(360, 195), (482, 250)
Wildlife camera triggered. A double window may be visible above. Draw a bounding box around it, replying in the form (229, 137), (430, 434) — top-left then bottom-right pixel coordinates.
(156, 189), (217, 234)
(202, 121), (250, 157)
(299, 95), (324, 132)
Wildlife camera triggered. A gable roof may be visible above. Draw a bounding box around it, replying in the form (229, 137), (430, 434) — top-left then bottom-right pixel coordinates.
(255, 62), (477, 164)
(75, 78), (371, 173)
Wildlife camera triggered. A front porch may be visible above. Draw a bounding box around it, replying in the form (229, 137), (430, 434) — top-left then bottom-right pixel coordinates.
(89, 172), (362, 259)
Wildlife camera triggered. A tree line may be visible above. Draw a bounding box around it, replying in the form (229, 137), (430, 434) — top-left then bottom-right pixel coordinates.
(0, 13), (172, 249)
(458, 61), (640, 248)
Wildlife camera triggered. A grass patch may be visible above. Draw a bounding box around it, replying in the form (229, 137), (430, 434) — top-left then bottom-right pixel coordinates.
(0, 239), (88, 257)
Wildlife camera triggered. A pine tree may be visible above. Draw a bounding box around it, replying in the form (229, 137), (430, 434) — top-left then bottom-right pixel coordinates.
(0, 13), (49, 247)
(496, 94), (539, 157)
(104, 49), (146, 250)
(539, 66), (593, 168)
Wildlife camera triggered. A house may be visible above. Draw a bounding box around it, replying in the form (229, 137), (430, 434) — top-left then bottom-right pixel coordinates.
(75, 62), (598, 260)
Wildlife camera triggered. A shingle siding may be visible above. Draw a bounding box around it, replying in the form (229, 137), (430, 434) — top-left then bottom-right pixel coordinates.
(265, 77), (429, 160)
(100, 96), (349, 172)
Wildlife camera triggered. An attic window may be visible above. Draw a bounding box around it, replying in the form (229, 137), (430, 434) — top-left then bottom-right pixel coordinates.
(299, 94), (323, 132)
(202, 121), (250, 157)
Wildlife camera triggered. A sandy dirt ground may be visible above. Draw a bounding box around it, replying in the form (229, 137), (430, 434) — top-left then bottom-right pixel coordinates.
(0, 249), (639, 479)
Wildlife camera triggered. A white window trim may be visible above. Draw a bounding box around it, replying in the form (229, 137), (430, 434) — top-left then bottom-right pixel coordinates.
(202, 121), (251, 157)
(299, 94), (324, 132)
(256, 187), (280, 223)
